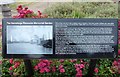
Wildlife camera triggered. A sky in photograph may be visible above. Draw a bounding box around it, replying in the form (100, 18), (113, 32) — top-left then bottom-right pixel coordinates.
(7, 25), (53, 42)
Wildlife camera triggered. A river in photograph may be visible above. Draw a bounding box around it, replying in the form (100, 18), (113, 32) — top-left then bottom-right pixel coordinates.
(7, 43), (53, 54)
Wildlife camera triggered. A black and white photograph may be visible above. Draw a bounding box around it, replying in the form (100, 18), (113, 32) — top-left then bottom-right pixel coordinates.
(7, 25), (53, 54)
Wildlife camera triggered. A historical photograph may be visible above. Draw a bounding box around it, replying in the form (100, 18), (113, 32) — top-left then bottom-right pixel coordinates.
(7, 26), (53, 54)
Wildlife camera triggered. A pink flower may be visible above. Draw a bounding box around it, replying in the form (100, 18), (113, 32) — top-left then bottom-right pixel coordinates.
(73, 59), (77, 62)
(75, 64), (79, 68)
(0, 60), (2, 64)
(41, 62), (47, 67)
(119, 21), (120, 29)
(80, 59), (83, 63)
(26, 10), (33, 14)
(119, 41), (120, 44)
(42, 59), (49, 63)
(9, 59), (13, 64)
(47, 62), (51, 66)
(118, 49), (120, 55)
(44, 67), (50, 73)
(113, 60), (118, 66)
(118, 59), (120, 63)
(34, 65), (39, 70)
(118, 30), (120, 35)
(59, 65), (63, 69)
(52, 66), (56, 72)
(59, 59), (64, 63)
(49, 60), (52, 64)
(0, 24), (2, 29)
(94, 68), (99, 73)
(9, 66), (13, 71)
(70, 59), (77, 63)
(76, 68), (80, 72)
(38, 62), (46, 68)
(80, 64), (85, 69)
(75, 64), (85, 69)
(14, 64), (18, 68)
(13, 5), (47, 18)
(14, 62), (20, 68)
(60, 68), (65, 73)
(40, 68), (45, 73)
(76, 70), (82, 77)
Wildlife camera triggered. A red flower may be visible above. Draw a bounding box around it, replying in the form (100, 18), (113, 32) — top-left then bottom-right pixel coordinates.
(94, 68), (99, 73)
(13, 5), (47, 18)
(60, 68), (65, 73)
(24, 7), (28, 10)
(38, 11), (42, 16)
(18, 5), (22, 9)
(17, 5), (23, 12)
(9, 66), (13, 71)
(9, 59), (13, 64)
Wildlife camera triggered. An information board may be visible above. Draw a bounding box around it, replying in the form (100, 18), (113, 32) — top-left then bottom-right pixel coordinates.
(2, 18), (118, 58)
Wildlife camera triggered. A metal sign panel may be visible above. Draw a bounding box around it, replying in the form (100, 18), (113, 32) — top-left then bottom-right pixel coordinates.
(2, 18), (118, 59)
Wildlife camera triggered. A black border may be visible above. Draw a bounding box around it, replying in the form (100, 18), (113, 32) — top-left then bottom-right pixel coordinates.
(2, 18), (118, 59)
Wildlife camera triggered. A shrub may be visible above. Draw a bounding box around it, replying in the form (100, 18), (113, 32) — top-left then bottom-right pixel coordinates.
(44, 2), (118, 18)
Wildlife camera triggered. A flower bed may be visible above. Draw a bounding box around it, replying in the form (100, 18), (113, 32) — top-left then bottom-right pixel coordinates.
(1, 3), (120, 77)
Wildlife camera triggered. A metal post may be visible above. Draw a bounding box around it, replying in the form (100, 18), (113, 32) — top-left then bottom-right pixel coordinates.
(86, 59), (98, 77)
(24, 59), (34, 77)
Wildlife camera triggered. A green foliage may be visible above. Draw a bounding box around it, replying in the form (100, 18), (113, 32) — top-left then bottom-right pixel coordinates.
(44, 2), (118, 18)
